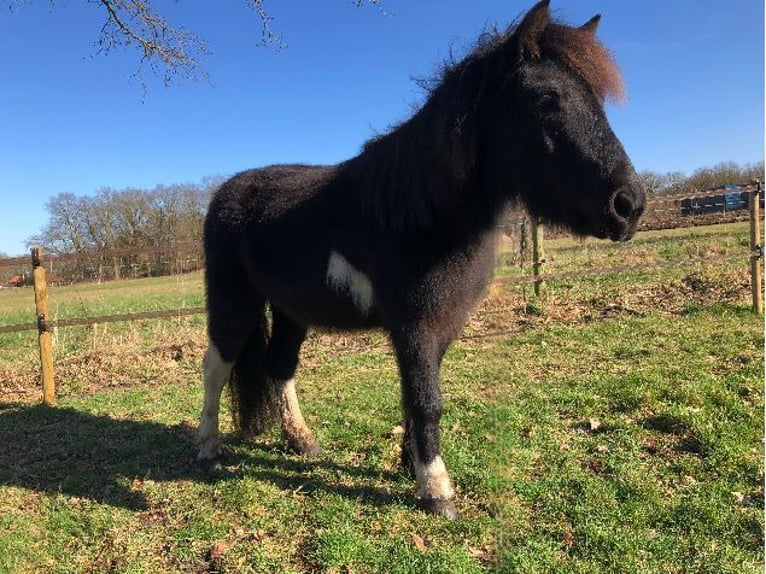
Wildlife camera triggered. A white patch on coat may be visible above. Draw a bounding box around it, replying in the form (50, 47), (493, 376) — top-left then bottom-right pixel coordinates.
(326, 251), (374, 314)
(197, 342), (233, 460)
(414, 455), (455, 500)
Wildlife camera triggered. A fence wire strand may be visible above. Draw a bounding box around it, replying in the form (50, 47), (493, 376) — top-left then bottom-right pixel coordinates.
(495, 250), (748, 286)
(0, 250), (749, 335)
(0, 306), (207, 334)
(2, 188), (758, 334)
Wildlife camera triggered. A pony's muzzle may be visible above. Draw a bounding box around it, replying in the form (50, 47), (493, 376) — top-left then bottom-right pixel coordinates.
(608, 185), (645, 241)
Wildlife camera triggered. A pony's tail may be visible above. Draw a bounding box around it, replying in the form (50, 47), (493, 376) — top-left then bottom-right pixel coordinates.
(229, 312), (278, 437)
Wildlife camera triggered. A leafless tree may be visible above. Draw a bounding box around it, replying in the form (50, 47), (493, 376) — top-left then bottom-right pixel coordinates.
(27, 181), (218, 280)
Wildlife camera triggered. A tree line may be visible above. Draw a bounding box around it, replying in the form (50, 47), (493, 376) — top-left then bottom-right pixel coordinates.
(27, 160), (766, 255)
(16, 178), (224, 283)
(32, 159), (762, 250)
(636, 160), (764, 197)
(29, 180), (223, 254)
(2, 159), (762, 285)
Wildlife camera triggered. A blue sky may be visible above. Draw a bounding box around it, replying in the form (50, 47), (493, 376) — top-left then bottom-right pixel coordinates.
(0, 0), (763, 256)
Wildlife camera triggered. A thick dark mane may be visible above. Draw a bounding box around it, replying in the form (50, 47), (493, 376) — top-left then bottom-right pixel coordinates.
(340, 15), (624, 233)
(340, 32), (504, 233)
(537, 23), (624, 103)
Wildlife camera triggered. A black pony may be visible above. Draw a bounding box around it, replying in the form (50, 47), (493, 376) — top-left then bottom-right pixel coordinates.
(197, 0), (645, 518)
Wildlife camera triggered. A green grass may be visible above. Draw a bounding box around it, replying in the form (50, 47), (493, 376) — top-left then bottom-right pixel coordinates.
(488, 307), (763, 573)
(0, 224), (763, 572)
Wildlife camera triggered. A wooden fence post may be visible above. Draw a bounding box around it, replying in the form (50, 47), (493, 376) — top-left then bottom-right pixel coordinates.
(750, 181), (764, 315)
(532, 218), (546, 296)
(32, 247), (56, 405)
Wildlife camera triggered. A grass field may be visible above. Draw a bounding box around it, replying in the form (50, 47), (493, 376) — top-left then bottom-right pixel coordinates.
(0, 222), (763, 573)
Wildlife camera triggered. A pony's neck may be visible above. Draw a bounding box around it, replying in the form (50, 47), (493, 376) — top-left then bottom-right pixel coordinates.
(342, 80), (509, 237)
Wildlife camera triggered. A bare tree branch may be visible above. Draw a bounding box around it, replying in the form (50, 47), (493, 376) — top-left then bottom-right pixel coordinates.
(241, 0), (284, 48)
(8, 0), (386, 86)
(95, 0), (208, 85)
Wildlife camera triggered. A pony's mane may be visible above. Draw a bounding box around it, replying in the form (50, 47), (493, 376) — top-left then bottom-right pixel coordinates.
(434, 17), (624, 103)
(341, 13), (624, 232)
(538, 22), (624, 103)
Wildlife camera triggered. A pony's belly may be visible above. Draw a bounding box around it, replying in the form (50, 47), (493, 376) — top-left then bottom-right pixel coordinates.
(266, 285), (383, 330)
(249, 248), (383, 330)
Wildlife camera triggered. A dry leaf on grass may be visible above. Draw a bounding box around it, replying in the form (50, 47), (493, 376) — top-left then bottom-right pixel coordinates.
(411, 534), (431, 553)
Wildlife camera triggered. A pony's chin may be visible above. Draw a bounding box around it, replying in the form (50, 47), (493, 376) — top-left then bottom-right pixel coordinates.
(525, 201), (638, 242)
(608, 228), (636, 242)
(573, 207), (639, 242)
(557, 211), (613, 241)
(589, 223), (635, 242)
(605, 216), (639, 242)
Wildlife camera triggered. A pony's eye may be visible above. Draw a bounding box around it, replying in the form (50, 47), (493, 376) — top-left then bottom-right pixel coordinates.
(538, 91), (561, 113)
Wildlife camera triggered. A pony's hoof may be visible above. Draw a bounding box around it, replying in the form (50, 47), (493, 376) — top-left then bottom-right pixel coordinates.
(422, 498), (459, 520)
(285, 436), (323, 457)
(297, 441), (323, 457)
(197, 456), (223, 474)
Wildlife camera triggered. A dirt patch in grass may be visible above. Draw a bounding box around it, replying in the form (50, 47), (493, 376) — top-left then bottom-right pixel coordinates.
(465, 267), (751, 340)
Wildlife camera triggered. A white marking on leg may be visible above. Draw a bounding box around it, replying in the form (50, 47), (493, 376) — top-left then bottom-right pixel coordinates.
(326, 251), (374, 315)
(414, 454), (455, 500)
(277, 378), (318, 452)
(197, 342), (233, 460)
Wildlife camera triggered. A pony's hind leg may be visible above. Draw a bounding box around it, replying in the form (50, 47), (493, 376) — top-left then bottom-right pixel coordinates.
(277, 378), (322, 456)
(197, 282), (265, 466)
(268, 309), (321, 456)
(197, 342), (233, 464)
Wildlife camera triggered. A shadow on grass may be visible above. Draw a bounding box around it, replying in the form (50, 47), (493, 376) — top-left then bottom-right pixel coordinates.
(0, 402), (405, 511)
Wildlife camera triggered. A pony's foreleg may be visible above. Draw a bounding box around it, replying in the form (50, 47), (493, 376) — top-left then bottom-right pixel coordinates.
(197, 342), (233, 463)
(394, 333), (458, 519)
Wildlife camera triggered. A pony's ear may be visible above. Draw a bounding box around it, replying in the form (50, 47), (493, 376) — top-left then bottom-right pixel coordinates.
(516, 0), (551, 59)
(580, 14), (601, 34)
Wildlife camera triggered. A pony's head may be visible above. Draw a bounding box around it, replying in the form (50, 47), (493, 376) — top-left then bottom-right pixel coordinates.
(487, 0), (644, 241)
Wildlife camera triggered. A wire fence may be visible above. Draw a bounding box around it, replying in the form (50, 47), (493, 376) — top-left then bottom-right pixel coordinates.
(0, 186), (761, 286)
(1, 192), (762, 334)
(0, 244), (752, 336)
(0, 306), (207, 334)
(1, 185), (763, 404)
(494, 250), (749, 287)
(0, 242), (204, 287)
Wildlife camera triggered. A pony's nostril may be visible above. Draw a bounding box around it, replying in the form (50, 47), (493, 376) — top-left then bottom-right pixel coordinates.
(613, 190), (635, 220)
